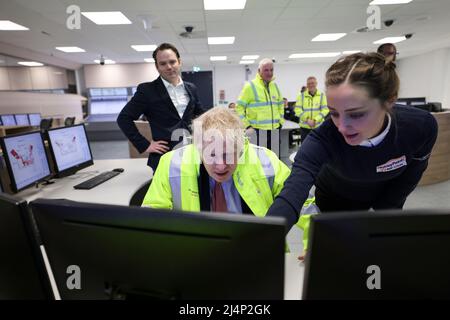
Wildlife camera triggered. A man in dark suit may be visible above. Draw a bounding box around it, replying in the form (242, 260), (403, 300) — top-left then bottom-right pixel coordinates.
(117, 43), (208, 171)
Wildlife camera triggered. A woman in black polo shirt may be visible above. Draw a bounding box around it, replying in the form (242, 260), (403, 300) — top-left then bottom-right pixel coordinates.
(267, 52), (438, 243)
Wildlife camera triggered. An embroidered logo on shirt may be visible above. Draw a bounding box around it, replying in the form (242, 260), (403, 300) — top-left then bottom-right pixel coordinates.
(376, 156), (407, 173)
(188, 188), (199, 198)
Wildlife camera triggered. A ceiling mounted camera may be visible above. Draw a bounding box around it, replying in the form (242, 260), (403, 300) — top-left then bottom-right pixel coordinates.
(384, 19), (395, 27)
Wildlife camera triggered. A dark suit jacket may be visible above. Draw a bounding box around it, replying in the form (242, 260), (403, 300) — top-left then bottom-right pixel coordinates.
(117, 76), (209, 171)
(197, 164), (252, 214)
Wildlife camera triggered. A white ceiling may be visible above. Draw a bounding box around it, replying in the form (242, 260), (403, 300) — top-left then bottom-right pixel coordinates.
(0, 0), (450, 69)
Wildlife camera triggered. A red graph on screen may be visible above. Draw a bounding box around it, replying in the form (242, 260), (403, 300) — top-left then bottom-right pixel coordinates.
(10, 144), (34, 167)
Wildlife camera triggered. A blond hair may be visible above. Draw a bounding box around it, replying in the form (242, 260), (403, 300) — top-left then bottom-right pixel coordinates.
(192, 107), (245, 156)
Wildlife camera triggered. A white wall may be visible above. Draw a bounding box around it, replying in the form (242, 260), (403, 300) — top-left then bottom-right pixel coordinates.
(213, 66), (246, 107)
(397, 47), (450, 107)
(0, 66), (68, 90)
(80, 47), (450, 108)
(84, 63), (159, 88)
(0, 91), (85, 121)
(213, 62), (332, 106)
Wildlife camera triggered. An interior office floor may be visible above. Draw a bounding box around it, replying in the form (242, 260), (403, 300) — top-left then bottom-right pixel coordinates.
(90, 140), (450, 256)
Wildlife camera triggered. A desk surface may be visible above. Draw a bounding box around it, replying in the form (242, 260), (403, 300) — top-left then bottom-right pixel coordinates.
(282, 120), (299, 130)
(17, 158), (153, 205)
(285, 253), (304, 299)
(289, 151), (297, 163)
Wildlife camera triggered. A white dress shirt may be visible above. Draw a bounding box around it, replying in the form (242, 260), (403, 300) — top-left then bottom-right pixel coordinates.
(161, 77), (190, 118)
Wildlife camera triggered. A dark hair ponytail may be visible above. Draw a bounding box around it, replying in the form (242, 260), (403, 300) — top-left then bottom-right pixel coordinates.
(325, 52), (399, 104)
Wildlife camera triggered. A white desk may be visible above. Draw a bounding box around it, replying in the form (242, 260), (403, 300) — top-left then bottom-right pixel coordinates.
(284, 253), (305, 299)
(16, 158), (153, 205)
(289, 151), (297, 163)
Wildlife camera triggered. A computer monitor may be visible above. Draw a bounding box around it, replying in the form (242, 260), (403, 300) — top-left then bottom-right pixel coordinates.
(0, 194), (52, 299)
(396, 97), (426, 106)
(28, 113), (42, 126)
(302, 210), (450, 299)
(30, 199), (286, 300)
(1, 114), (16, 126)
(46, 124), (94, 177)
(0, 131), (52, 193)
(14, 114), (30, 126)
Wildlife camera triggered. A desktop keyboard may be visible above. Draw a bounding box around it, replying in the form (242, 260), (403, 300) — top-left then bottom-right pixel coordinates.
(73, 171), (120, 190)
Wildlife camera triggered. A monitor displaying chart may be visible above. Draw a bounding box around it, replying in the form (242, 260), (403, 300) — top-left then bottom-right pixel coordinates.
(0, 131), (51, 192)
(47, 124), (93, 175)
(28, 113), (42, 126)
(14, 114), (30, 126)
(1, 115), (16, 126)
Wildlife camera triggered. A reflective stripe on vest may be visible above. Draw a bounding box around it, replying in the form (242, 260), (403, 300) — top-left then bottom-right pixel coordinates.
(249, 81), (259, 102)
(169, 147), (186, 209)
(249, 118), (280, 125)
(254, 147), (274, 190)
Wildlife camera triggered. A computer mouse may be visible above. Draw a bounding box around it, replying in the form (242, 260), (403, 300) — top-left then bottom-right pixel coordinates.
(113, 168), (124, 173)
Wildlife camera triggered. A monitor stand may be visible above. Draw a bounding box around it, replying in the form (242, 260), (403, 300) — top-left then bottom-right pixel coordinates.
(36, 179), (55, 188)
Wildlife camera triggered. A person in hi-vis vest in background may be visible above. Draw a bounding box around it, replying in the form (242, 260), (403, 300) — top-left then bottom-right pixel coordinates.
(295, 76), (329, 143)
(236, 59), (284, 157)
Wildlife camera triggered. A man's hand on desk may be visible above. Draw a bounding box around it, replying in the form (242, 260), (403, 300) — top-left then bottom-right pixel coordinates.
(146, 140), (170, 154)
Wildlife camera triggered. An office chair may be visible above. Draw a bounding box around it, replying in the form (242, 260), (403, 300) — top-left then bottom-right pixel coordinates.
(39, 118), (53, 133)
(64, 117), (76, 126)
(129, 179), (152, 206)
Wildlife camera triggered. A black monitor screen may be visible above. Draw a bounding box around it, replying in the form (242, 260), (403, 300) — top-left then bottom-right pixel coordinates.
(0, 194), (52, 299)
(302, 210), (450, 299)
(47, 124), (93, 176)
(28, 113), (42, 126)
(1, 115), (16, 126)
(396, 97), (426, 106)
(0, 131), (51, 192)
(14, 114), (30, 126)
(30, 199), (286, 300)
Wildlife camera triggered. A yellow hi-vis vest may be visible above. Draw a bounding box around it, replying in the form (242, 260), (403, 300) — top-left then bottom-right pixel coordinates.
(236, 74), (285, 130)
(142, 142), (318, 249)
(295, 90), (329, 129)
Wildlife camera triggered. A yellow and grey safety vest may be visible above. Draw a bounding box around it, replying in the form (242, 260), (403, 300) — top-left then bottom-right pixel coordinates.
(236, 74), (285, 130)
(295, 89), (329, 129)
